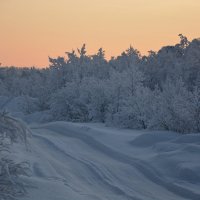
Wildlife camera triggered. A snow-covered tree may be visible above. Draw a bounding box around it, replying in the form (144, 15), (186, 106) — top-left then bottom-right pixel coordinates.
(50, 82), (89, 122)
(153, 78), (192, 133)
(80, 78), (109, 122)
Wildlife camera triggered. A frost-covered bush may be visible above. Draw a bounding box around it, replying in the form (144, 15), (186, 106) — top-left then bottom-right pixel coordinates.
(50, 82), (89, 122)
(0, 112), (31, 200)
(152, 79), (193, 133)
(0, 112), (30, 143)
(189, 87), (200, 132)
(80, 78), (110, 122)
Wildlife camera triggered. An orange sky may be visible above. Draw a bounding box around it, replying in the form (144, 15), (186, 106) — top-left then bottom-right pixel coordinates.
(0, 0), (200, 67)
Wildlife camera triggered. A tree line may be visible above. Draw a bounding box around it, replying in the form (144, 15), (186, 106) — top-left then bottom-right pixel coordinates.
(0, 35), (200, 133)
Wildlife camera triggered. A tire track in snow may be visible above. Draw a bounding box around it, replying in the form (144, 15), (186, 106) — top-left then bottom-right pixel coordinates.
(33, 133), (141, 200)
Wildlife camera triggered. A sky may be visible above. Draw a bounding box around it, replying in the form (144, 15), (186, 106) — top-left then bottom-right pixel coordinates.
(0, 0), (200, 67)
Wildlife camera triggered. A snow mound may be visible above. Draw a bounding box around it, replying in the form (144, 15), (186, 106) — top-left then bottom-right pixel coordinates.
(130, 132), (200, 185)
(130, 132), (178, 147)
(172, 134), (200, 144)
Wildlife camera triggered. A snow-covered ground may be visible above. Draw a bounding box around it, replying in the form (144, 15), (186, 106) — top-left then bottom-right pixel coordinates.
(19, 122), (200, 200)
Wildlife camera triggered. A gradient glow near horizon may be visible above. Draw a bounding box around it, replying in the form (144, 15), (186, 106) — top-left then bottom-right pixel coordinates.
(0, 0), (200, 67)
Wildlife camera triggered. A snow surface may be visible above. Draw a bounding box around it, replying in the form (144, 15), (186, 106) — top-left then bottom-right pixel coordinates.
(18, 122), (200, 200)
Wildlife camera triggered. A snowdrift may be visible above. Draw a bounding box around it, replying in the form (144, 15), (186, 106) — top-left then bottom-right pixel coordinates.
(21, 122), (200, 200)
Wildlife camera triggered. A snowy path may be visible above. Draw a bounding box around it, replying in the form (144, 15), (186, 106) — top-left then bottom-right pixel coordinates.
(22, 122), (200, 200)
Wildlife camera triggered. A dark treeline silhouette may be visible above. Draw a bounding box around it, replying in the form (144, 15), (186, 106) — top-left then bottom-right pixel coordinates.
(1, 35), (200, 133)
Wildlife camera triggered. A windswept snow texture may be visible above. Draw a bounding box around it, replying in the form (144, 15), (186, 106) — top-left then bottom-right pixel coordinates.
(23, 122), (200, 200)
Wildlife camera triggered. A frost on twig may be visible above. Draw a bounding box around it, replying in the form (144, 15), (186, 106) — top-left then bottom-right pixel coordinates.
(0, 112), (31, 200)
